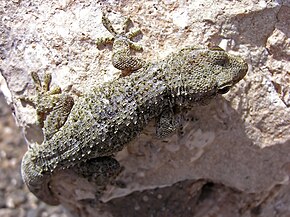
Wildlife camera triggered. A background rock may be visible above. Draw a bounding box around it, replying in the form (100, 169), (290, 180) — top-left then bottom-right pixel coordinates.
(0, 0), (289, 216)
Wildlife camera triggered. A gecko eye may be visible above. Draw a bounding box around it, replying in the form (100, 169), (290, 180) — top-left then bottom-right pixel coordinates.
(209, 46), (224, 51)
(218, 86), (231, 94)
(211, 55), (229, 67)
(211, 51), (228, 67)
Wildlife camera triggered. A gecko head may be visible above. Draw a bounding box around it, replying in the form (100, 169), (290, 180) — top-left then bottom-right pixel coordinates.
(207, 46), (248, 94)
(176, 46), (247, 98)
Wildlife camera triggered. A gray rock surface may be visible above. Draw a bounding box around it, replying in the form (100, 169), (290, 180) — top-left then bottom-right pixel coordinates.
(0, 0), (289, 216)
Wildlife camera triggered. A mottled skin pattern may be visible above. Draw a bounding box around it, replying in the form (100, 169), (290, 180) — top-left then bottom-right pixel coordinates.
(21, 14), (248, 206)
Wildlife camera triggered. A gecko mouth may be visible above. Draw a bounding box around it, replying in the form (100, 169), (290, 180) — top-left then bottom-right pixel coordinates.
(218, 86), (231, 94)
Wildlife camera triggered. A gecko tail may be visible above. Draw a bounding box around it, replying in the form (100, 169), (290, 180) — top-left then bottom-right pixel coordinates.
(21, 150), (60, 205)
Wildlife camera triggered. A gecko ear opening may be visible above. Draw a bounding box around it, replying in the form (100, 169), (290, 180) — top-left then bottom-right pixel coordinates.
(217, 86), (231, 94)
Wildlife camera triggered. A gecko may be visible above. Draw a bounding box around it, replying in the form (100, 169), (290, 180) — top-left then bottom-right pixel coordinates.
(21, 12), (248, 205)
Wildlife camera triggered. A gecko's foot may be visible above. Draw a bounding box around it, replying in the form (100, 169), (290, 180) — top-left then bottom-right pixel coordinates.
(20, 72), (74, 140)
(96, 12), (145, 74)
(155, 108), (184, 138)
(73, 156), (122, 199)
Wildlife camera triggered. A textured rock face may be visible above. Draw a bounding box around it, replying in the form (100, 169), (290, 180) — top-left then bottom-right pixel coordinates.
(1, 0), (289, 217)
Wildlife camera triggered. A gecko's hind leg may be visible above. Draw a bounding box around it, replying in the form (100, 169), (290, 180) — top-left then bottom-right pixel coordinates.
(73, 156), (122, 200)
(20, 72), (74, 140)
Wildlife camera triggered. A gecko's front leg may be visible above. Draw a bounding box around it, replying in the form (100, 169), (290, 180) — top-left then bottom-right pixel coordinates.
(97, 12), (145, 76)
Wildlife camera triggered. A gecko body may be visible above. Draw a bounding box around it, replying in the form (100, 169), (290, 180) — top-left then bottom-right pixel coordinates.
(21, 14), (248, 205)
